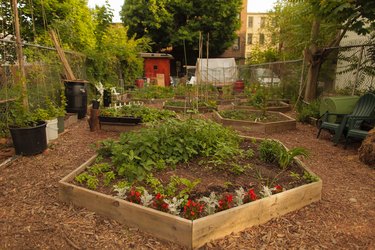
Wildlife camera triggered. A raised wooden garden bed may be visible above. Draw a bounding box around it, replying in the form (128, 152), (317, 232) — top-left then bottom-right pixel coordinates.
(234, 101), (291, 113)
(59, 143), (321, 249)
(99, 116), (143, 132)
(213, 110), (296, 133)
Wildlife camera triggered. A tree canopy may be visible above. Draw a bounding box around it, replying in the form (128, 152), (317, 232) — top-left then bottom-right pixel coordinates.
(270, 0), (375, 100)
(120, 0), (242, 59)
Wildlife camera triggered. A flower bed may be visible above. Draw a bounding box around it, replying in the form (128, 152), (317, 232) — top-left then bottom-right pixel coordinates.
(59, 119), (321, 248)
(214, 109), (296, 134)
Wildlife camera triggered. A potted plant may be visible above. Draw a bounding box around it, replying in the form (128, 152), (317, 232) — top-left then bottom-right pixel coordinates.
(8, 99), (47, 156)
(34, 98), (61, 143)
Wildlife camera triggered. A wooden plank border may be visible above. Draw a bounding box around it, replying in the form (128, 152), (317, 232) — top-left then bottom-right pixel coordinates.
(213, 110), (296, 133)
(59, 156), (193, 247)
(59, 138), (321, 249)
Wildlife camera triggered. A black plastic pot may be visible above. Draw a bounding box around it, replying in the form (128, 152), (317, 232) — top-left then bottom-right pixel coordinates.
(98, 116), (142, 124)
(9, 121), (47, 156)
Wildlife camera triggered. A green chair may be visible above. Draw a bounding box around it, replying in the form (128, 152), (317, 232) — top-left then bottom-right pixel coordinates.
(344, 117), (375, 148)
(317, 93), (375, 145)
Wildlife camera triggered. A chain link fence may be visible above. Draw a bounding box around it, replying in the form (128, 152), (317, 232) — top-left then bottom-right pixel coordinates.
(0, 40), (86, 137)
(238, 59), (304, 101)
(328, 43), (375, 95)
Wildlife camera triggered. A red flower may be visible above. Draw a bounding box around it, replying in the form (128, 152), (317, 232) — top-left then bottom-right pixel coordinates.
(248, 189), (257, 201)
(273, 185), (283, 194)
(152, 193), (169, 212)
(127, 188), (141, 204)
(218, 194), (234, 211)
(183, 199), (204, 220)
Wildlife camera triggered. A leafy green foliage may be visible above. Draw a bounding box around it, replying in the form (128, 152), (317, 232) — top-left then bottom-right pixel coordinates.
(230, 163), (252, 175)
(302, 171), (319, 183)
(131, 86), (174, 99)
(75, 173), (99, 190)
(121, 0), (242, 57)
(259, 140), (309, 169)
(297, 100), (321, 122)
(97, 119), (241, 181)
(278, 147), (309, 169)
(100, 105), (176, 122)
(259, 140), (281, 164)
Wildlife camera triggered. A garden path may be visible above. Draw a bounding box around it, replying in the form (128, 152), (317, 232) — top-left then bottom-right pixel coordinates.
(0, 118), (373, 249)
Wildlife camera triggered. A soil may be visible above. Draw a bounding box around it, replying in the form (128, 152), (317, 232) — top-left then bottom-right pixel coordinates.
(1, 111), (374, 249)
(71, 139), (310, 219)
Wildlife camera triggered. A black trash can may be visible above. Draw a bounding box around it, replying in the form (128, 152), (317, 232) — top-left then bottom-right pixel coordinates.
(64, 80), (88, 119)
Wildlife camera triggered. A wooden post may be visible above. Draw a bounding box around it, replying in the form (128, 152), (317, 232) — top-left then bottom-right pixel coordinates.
(88, 108), (100, 132)
(12, 0), (28, 109)
(49, 29), (76, 80)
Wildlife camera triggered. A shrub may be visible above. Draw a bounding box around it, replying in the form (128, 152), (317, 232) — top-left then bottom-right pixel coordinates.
(297, 100), (321, 123)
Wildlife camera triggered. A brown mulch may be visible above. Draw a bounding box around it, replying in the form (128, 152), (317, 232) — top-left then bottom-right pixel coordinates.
(0, 116), (374, 249)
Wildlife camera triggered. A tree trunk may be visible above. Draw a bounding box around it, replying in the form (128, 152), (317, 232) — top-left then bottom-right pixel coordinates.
(304, 59), (322, 101)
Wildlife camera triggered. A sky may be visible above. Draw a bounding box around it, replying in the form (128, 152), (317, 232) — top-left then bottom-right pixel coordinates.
(87, 0), (277, 23)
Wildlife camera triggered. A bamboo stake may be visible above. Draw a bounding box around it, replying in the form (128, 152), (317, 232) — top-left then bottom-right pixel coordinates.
(12, 0), (28, 109)
(49, 29), (76, 80)
(206, 33), (209, 102)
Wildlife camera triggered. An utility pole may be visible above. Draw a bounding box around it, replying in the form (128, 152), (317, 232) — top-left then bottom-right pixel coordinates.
(12, 0), (29, 109)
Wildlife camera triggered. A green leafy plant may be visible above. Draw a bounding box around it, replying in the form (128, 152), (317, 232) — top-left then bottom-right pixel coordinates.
(259, 139), (309, 169)
(278, 147), (309, 169)
(100, 105), (176, 122)
(104, 171), (116, 186)
(97, 119), (241, 182)
(75, 173), (99, 190)
(302, 171), (319, 183)
(259, 140), (281, 164)
(297, 99), (321, 123)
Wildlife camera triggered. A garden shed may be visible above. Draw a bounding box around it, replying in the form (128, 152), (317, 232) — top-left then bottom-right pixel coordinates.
(140, 53), (173, 87)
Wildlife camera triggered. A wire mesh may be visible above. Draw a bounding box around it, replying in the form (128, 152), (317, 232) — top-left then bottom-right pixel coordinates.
(238, 59), (304, 100)
(329, 44), (375, 94)
(0, 41), (86, 137)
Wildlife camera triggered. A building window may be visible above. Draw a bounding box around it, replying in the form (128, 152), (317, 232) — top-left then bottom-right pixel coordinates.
(259, 33), (265, 45)
(260, 17), (266, 28)
(232, 37), (240, 50)
(153, 65), (158, 70)
(247, 33), (253, 45)
(247, 16), (253, 28)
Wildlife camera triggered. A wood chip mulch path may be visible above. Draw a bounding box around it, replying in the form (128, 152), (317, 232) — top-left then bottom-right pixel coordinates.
(0, 117), (374, 249)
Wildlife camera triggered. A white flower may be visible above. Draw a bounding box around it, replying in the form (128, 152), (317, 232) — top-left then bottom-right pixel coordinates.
(199, 192), (219, 215)
(113, 185), (129, 199)
(234, 187), (246, 206)
(140, 190), (154, 207)
(165, 197), (184, 216)
(260, 185), (273, 198)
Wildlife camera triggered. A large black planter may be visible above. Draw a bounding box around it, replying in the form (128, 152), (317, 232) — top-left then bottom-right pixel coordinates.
(64, 80), (88, 119)
(9, 121), (47, 156)
(98, 116), (142, 125)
